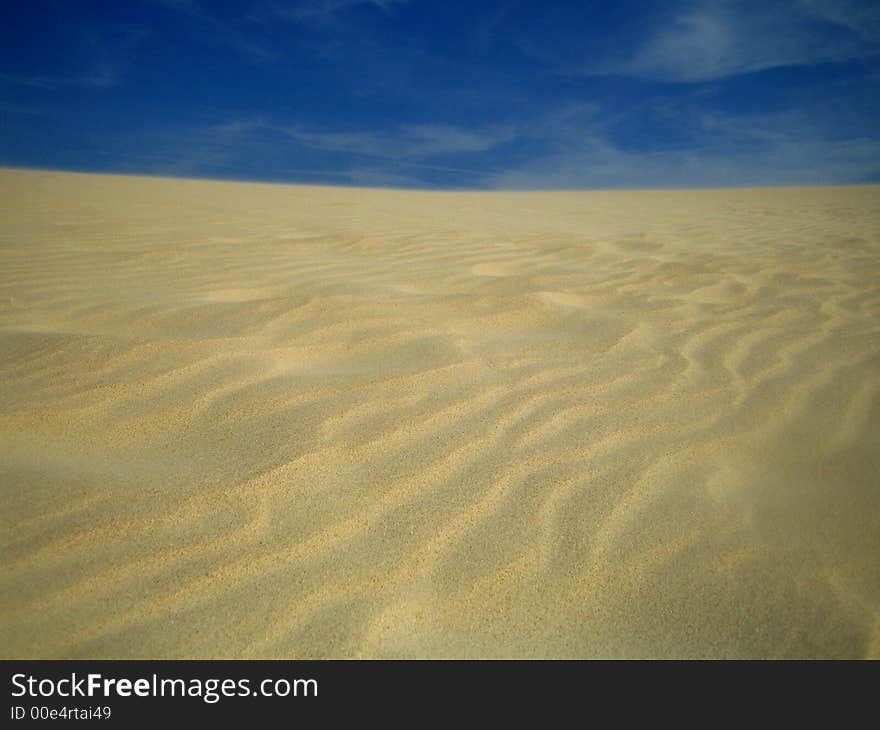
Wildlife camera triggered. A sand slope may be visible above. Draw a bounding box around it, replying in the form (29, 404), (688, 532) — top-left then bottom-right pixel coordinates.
(1, 168), (878, 658)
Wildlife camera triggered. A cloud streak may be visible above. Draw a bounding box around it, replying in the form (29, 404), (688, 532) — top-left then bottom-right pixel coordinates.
(487, 101), (880, 189)
(0, 25), (149, 90)
(547, 0), (880, 83)
(264, 0), (409, 26)
(0, 70), (120, 90)
(101, 117), (507, 187)
(2, 1), (877, 189)
(281, 123), (514, 159)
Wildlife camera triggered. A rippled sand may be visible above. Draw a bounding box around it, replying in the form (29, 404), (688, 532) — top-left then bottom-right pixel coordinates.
(1, 168), (878, 658)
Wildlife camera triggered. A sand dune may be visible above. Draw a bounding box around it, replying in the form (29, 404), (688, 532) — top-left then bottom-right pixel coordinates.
(1, 168), (878, 658)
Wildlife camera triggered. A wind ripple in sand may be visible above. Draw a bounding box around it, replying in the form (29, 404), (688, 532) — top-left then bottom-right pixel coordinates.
(1, 170), (879, 658)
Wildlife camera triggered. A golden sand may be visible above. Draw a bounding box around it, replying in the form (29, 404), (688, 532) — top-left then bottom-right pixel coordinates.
(1, 168), (878, 658)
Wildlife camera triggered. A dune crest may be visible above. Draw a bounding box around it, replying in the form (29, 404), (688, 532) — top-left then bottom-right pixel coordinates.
(1, 169), (878, 658)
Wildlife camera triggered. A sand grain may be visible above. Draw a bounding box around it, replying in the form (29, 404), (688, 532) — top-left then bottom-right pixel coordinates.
(1, 169), (878, 658)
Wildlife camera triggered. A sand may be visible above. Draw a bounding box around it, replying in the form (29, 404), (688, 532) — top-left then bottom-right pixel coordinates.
(1, 167), (878, 659)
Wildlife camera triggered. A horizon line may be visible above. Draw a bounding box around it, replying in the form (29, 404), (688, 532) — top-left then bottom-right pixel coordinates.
(2, 164), (878, 195)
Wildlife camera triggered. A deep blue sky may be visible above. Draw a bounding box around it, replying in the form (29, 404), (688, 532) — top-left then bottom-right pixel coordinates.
(2, 0), (879, 188)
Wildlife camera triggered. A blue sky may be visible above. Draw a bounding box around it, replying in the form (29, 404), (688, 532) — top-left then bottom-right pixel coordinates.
(1, 0), (879, 189)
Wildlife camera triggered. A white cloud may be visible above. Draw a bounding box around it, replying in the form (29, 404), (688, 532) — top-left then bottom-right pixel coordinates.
(346, 165), (426, 188)
(487, 106), (880, 189)
(122, 118), (505, 186)
(150, 0), (205, 15)
(798, 0), (880, 40)
(279, 122), (514, 159)
(150, 0), (277, 60)
(0, 26), (149, 90)
(269, 0), (408, 25)
(0, 70), (120, 90)
(489, 138), (880, 189)
(137, 99), (880, 190)
(574, 1), (880, 82)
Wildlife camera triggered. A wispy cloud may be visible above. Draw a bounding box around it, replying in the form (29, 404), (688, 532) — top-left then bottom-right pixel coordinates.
(103, 117), (505, 187)
(0, 26), (149, 90)
(545, 0), (880, 83)
(346, 165), (429, 188)
(3, 1), (876, 189)
(0, 100), (44, 116)
(197, 118), (513, 161)
(489, 138), (880, 189)
(149, 0), (277, 60)
(487, 101), (880, 189)
(799, 0), (880, 39)
(274, 0), (408, 21)
(255, 0), (409, 30)
(0, 70), (120, 90)
(281, 123), (513, 158)
(150, 0), (205, 15)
